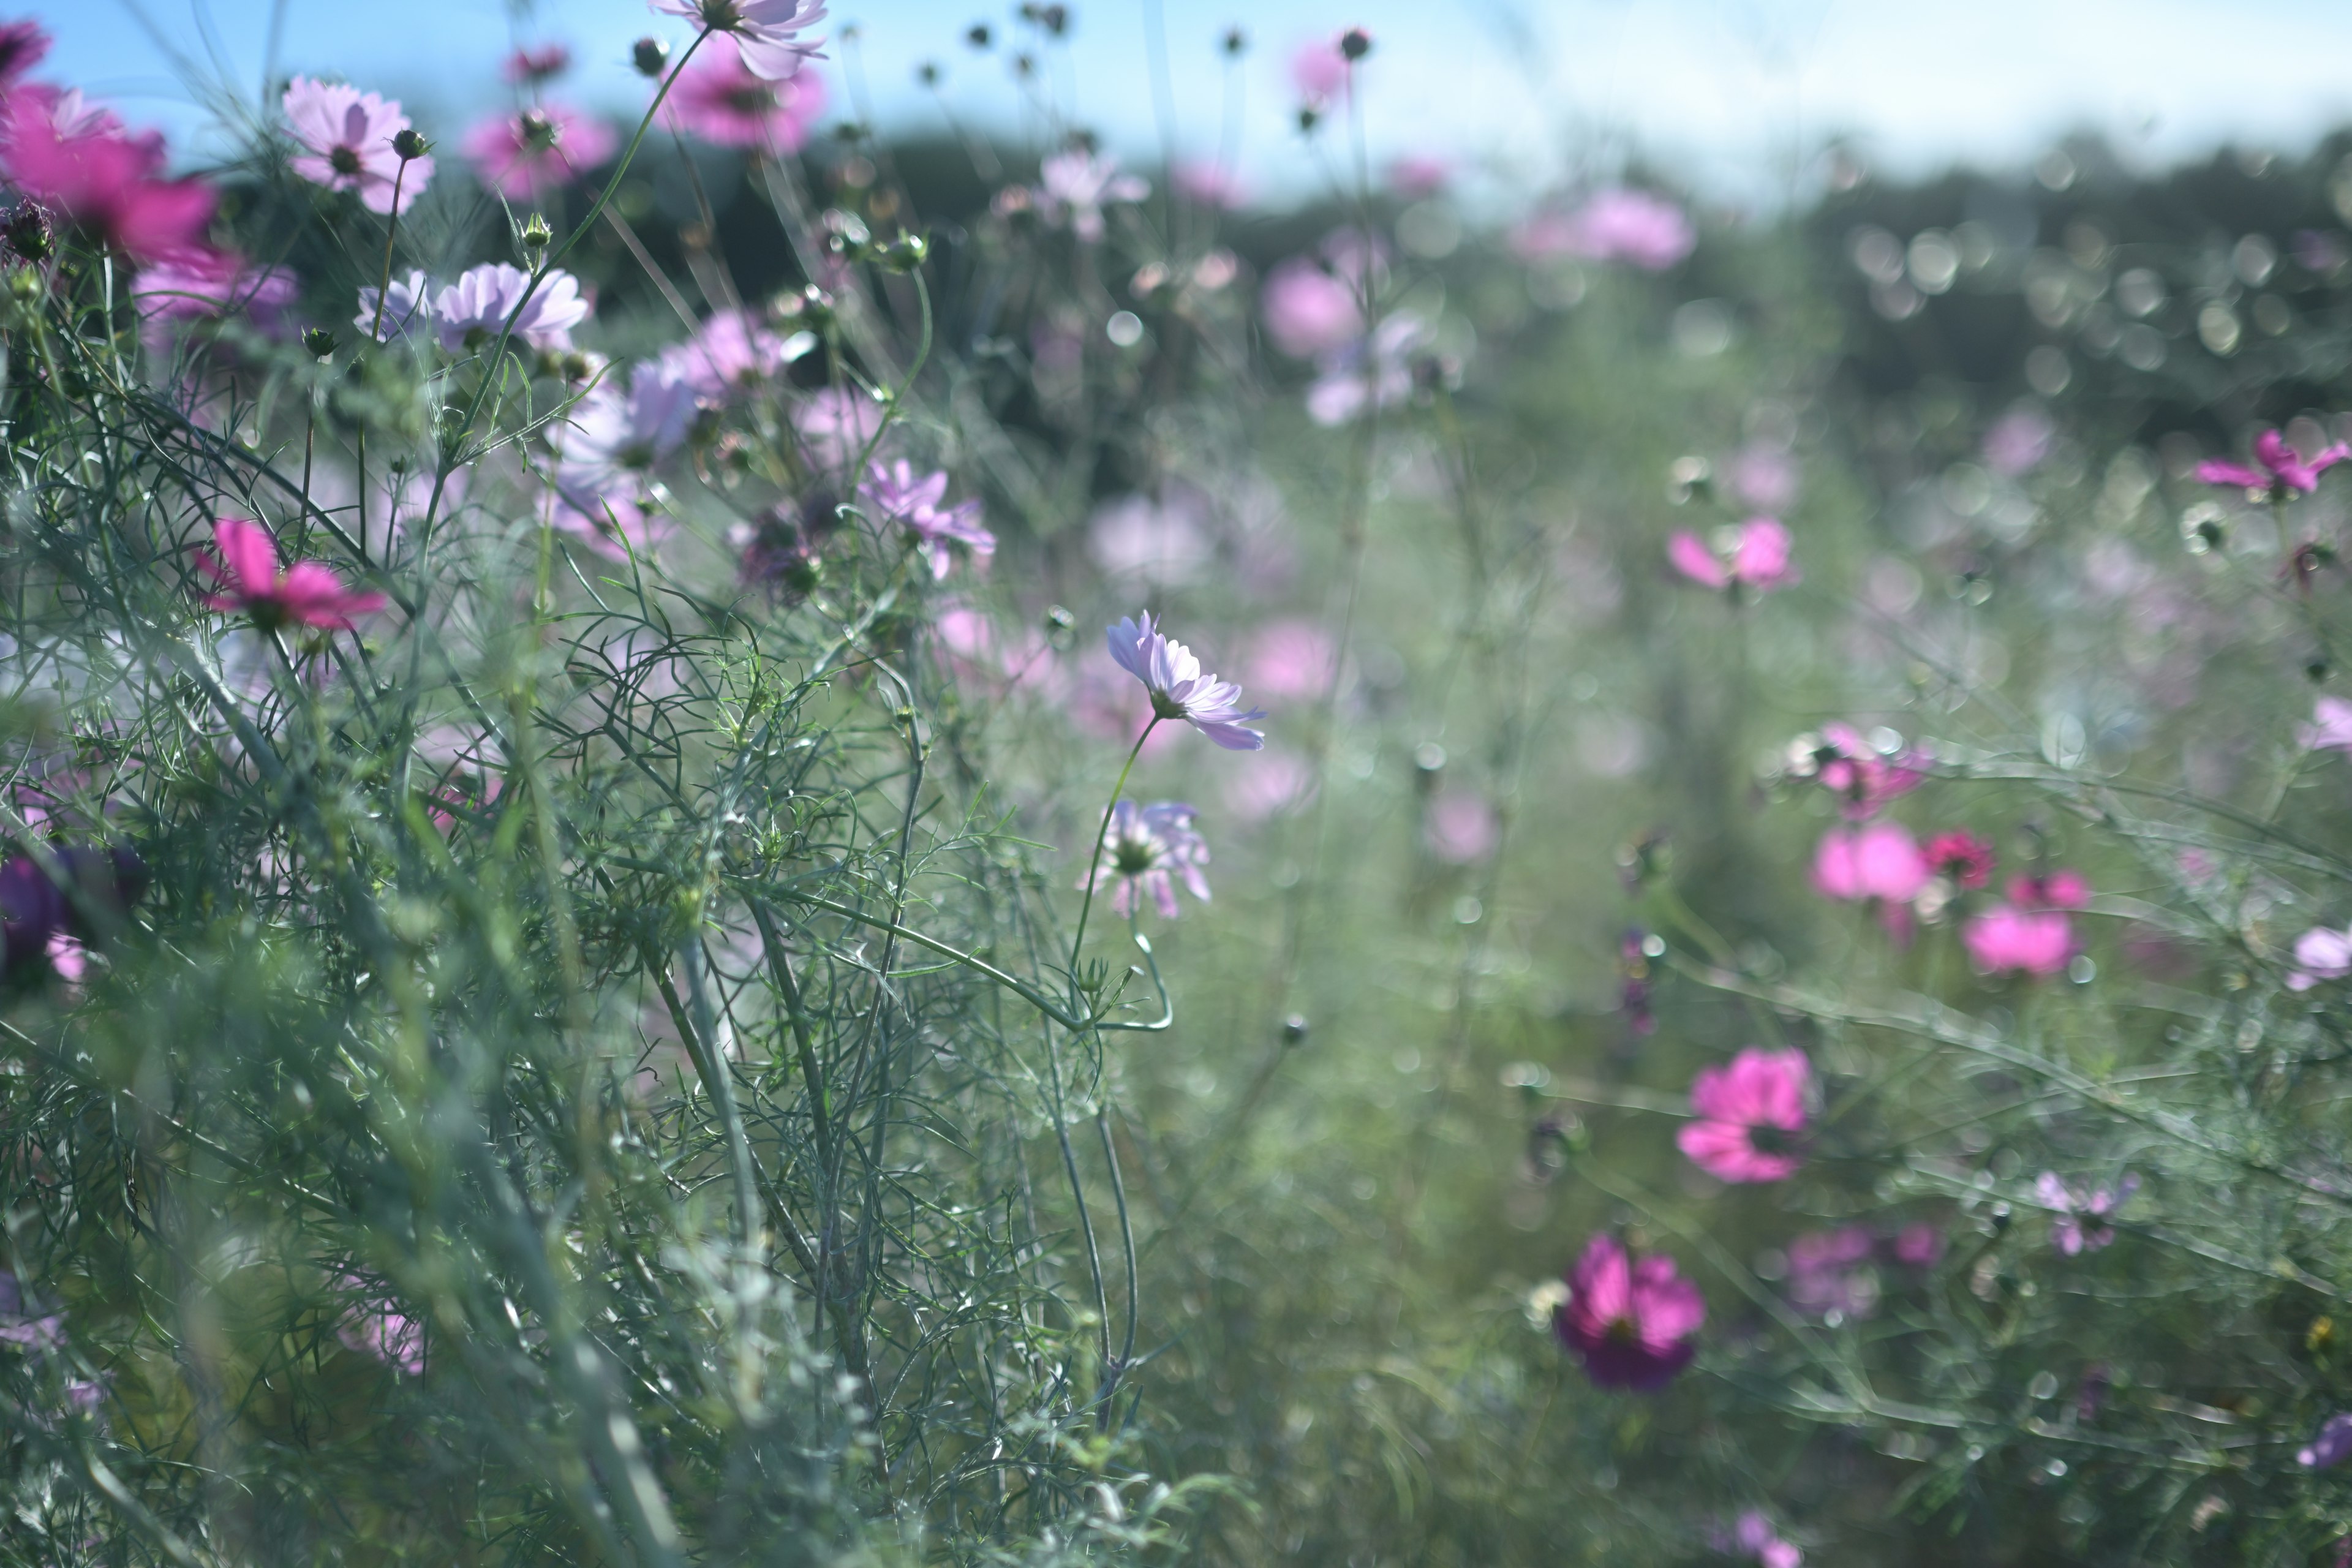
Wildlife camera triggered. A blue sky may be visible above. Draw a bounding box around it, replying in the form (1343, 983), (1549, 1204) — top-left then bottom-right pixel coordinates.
(32, 1), (2352, 204)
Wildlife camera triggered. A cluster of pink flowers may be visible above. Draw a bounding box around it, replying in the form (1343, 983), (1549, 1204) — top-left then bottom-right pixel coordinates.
(1257, 232), (1430, 426)
(0, 31), (215, 265)
(1512, 187), (1695, 272)
(1668, 518), (1798, 596)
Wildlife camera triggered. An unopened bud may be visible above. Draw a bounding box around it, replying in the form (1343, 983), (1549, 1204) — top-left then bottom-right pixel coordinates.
(301, 326), (337, 360)
(965, 23), (992, 48)
(631, 36), (670, 78)
(518, 213), (554, 257)
(2, 201), (52, 263)
(1296, 105), (1321, 135)
(7, 267), (40, 304)
(1338, 26), (1372, 60)
(391, 127), (430, 162)
(1281, 1014), (1310, 1045)
(1221, 26), (1247, 55)
(877, 232), (929, 273)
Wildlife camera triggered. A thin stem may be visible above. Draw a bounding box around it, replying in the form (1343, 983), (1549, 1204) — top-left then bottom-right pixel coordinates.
(1067, 718), (1157, 986)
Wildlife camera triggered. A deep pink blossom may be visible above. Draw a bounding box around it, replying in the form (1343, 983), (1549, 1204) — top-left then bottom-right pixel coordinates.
(1677, 1047), (1810, 1183)
(2289, 926), (2352, 990)
(460, 102), (616, 200)
(649, 0), (829, 81)
(2302, 696), (2352, 752)
(2198, 428), (2350, 499)
(1923, 831), (1996, 890)
(1962, 905), (2075, 976)
(1795, 723), (1926, 821)
(1552, 1234), (1704, 1392)
(334, 1275), (424, 1376)
(1261, 255), (1363, 360)
(858, 459), (995, 578)
(194, 516), (386, 631)
(1513, 188), (1694, 271)
(0, 21), (50, 98)
(0, 90), (214, 263)
(662, 46), (826, 149)
(1036, 148), (1148, 243)
(503, 42), (572, 84)
(1812, 822), (1929, 904)
(1105, 612), (1267, 750)
(1667, 518), (1798, 594)
(434, 263), (590, 353)
(1079, 799), (1210, 918)
(133, 249), (296, 349)
(2035, 1172), (2135, 1254)
(282, 77), (431, 214)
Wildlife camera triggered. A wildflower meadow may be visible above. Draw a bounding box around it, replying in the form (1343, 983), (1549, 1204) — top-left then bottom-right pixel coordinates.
(3, 2), (2352, 1563)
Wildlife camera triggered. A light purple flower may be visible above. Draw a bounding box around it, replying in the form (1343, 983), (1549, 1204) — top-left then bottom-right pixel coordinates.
(1983, 407), (2054, 477)
(858, 459), (993, 578)
(461, 102), (616, 200)
(334, 1274), (424, 1377)
(1288, 35), (1351, 107)
(659, 308), (807, 404)
(1306, 311), (1428, 427)
(1080, 799), (1211, 919)
(355, 268), (432, 342)
(1735, 1512), (1803, 1568)
(553, 358), (698, 500)
(2302, 1412), (2352, 1469)
(1261, 255), (1363, 360)
(282, 77), (431, 214)
(0, 1269), (63, 1349)
(1105, 611), (1267, 750)
(2198, 428), (2351, 500)
(434, 263), (590, 353)
(794, 385), (886, 471)
(1514, 188), (1694, 271)
(2289, 926), (2352, 990)
(1036, 148), (1148, 243)
(1424, 790), (1498, 864)
(649, 0), (829, 81)
(2035, 1172), (2136, 1254)
(2302, 696), (2352, 752)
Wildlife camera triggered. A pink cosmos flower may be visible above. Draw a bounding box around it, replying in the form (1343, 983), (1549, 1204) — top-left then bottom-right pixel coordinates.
(133, 248), (297, 350)
(334, 1275), (425, 1376)
(662, 46), (826, 150)
(281, 77), (431, 214)
(434, 263), (590, 353)
(1036, 148), (1148, 243)
(1306, 311), (1428, 427)
(793, 385), (886, 471)
(1514, 188), (1694, 270)
(1386, 153), (1448, 199)
(355, 268), (432, 342)
(1667, 518), (1797, 594)
(1261, 255), (1363, 360)
(659, 307), (802, 402)
(858, 459), (995, 578)
(1734, 1512), (1803, 1568)
(1287, 36), (1351, 107)
(2288, 926), (2352, 990)
(1105, 611), (1267, 750)
(2198, 428), (2351, 500)
(1962, 905), (2075, 976)
(1811, 822), (1929, 904)
(503, 42), (572, 84)
(1246, 619), (1338, 700)
(552, 358), (698, 502)
(1551, 1234), (1704, 1392)
(1891, 1223), (1945, 1268)
(1728, 443), (1800, 511)
(461, 102), (616, 200)
(649, 0), (829, 81)
(2008, 871), (2089, 910)
(0, 90), (214, 263)
(1223, 749), (1316, 823)
(2302, 1414), (2352, 1470)
(1795, 723), (1926, 820)
(2302, 696), (2352, 752)
(1079, 799), (1211, 918)
(2035, 1172), (2135, 1254)
(1923, 831), (1996, 890)
(195, 516), (386, 631)
(1423, 790), (1499, 864)
(0, 21), (50, 98)
(1785, 1226), (1877, 1321)
(1676, 1047), (1811, 1183)
(1171, 159), (1247, 210)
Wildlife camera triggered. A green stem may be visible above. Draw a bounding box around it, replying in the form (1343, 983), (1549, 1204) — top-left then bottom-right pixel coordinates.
(1068, 718), (1158, 989)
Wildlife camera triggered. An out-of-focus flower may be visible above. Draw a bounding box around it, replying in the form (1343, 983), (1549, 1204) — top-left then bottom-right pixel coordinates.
(282, 77), (432, 214)
(1223, 749), (1316, 823)
(552, 358), (698, 502)
(1245, 619), (1338, 700)
(1035, 148), (1148, 243)
(0, 89), (214, 262)
(2302, 1414), (2352, 1470)
(0, 1270), (62, 1348)
(133, 249), (297, 350)
(1678, 1047), (1811, 1183)
(0, 21), (50, 99)
(0, 847), (143, 972)
(1618, 927), (1658, 1037)
(1727, 443), (1800, 511)
(858, 459), (995, 578)
(1552, 1234), (1704, 1392)
(1667, 518), (1798, 594)
(793, 385), (886, 471)
(1080, 799), (1210, 918)
(1733, 1512), (1803, 1568)
(1172, 160), (1247, 210)
(355, 268), (432, 342)
(1983, 407), (2054, 477)
(2007, 870), (2089, 910)
(1288, 35), (1351, 107)
(335, 1275), (425, 1376)
(434, 263), (590, 353)
(1891, 1223), (1945, 1267)
(1811, 822), (1929, 904)
(2199, 429), (2350, 500)
(1787, 723), (1925, 820)
(734, 489), (836, 599)
(1306, 311), (1428, 426)
(195, 516), (385, 631)
(1923, 831), (1996, 890)
(2035, 1171), (2136, 1254)
(1513, 188), (1693, 271)
(1261, 255), (1363, 359)
(649, 0), (829, 81)
(1785, 1227), (1875, 1321)
(1423, 789), (1498, 864)
(461, 102), (616, 200)
(1088, 491), (1213, 584)
(662, 45), (826, 149)
(503, 42), (572, 84)
(1387, 153), (1448, 198)
(1962, 904), (2075, 976)
(1105, 611), (1267, 750)
(2301, 696), (2352, 752)
(2289, 926), (2352, 990)
(659, 307), (804, 403)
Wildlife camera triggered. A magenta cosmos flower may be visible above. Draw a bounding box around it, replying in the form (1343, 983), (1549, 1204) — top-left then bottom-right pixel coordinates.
(1963, 905), (2073, 976)
(0, 89), (214, 263)
(858, 460), (995, 578)
(133, 248), (297, 350)
(1552, 1234), (1704, 1392)
(649, 0), (829, 81)
(195, 517), (386, 631)
(460, 102), (616, 200)
(1811, 822), (1929, 904)
(2035, 1172), (2135, 1254)
(2198, 428), (2350, 500)
(503, 42), (571, 85)
(1677, 1047), (1811, 1183)
(1106, 612), (1267, 750)
(1923, 830), (1996, 890)
(1668, 518), (1797, 594)
(1079, 799), (1211, 918)
(434, 263), (590, 353)
(281, 77), (432, 214)
(1733, 1513), (1803, 1568)
(662, 46), (826, 150)
(1793, 723), (1926, 821)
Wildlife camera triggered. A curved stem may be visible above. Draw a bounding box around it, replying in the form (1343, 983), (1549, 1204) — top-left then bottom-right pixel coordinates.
(1066, 718), (1158, 987)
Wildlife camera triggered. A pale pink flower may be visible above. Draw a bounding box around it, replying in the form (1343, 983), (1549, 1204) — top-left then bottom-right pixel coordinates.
(659, 307), (804, 402)
(195, 517), (386, 631)
(354, 269), (432, 343)
(662, 46), (826, 149)
(1552, 1234), (1704, 1392)
(1172, 160), (1248, 210)
(334, 1275), (425, 1376)
(1223, 750), (1316, 823)
(1667, 518), (1798, 594)
(1287, 36), (1351, 107)
(1423, 790), (1498, 864)
(551, 358), (698, 501)
(1105, 611), (1267, 750)
(281, 77), (431, 214)
(434, 263), (590, 353)
(793, 385), (886, 471)
(1246, 619), (1338, 700)
(1515, 188), (1693, 270)
(1306, 312), (1427, 427)
(2301, 696), (2352, 752)
(1727, 443), (1799, 511)
(858, 459), (994, 578)
(1983, 407), (2054, 477)
(1386, 153), (1448, 198)
(1036, 148), (1148, 243)
(461, 102), (616, 200)
(1078, 799), (1211, 918)
(1261, 255), (1363, 360)
(1676, 1047), (1811, 1183)
(2289, 926), (2352, 990)
(2035, 1172), (2135, 1254)
(1962, 905), (2074, 976)
(648, 0), (829, 81)
(1811, 822), (1929, 903)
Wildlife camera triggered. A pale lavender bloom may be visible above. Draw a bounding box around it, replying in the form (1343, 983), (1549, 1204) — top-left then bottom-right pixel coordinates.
(858, 459), (994, 578)
(1983, 407), (2054, 477)
(434, 263), (590, 353)
(1424, 790), (1498, 864)
(1079, 799), (1211, 918)
(648, 0), (829, 81)
(1105, 611), (1267, 750)
(2302, 696), (2352, 752)
(1305, 312), (1428, 427)
(2303, 1412), (2352, 1469)
(0, 1270), (63, 1349)
(2289, 926), (2352, 990)
(282, 76), (432, 214)
(1513, 188), (1694, 271)
(552, 358), (698, 499)
(1036, 148), (1149, 243)
(2036, 1172), (2137, 1254)
(354, 268), (432, 342)
(132, 249), (297, 350)
(794, 385), (886, 471)
(658, 307), (807, 404)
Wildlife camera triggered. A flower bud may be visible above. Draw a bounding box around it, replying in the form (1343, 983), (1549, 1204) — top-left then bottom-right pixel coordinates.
(876, 232), (929, 274)
(631, 36), (670, 78)
(6, 267), (41, 304)
(965, 23), (992, 47)
(2, 201), (53, 263)
(1339, 26), (1372, 60)
(1281, 1013), (1309, 1045)
(391, 127), (431, 162)
(301, 326), (338, 360)
(518, 212), (554, 261)
(1221, 26), (1247, 55)
(1296, 105), (1321, 135)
